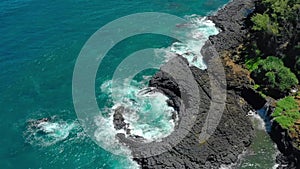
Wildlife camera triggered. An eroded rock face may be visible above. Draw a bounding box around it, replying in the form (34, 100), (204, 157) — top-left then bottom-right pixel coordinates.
(149, 71), (181, 112)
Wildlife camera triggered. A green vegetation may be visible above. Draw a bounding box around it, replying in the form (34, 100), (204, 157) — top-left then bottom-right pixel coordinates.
(251, 0), (300, 36)
(263, 0), (292, 17)
(251, 56), (298, 94)
(245, 0), (300, 147)
(248, 0), (300, 78)
(251, 13), (279, 35)
(245, 56), (261, 72)
(253, 84), (260, 90)
(272, 96), (300, 129)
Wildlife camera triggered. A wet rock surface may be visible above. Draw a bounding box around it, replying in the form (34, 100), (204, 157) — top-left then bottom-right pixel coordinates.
(149, 71), (181, 112)
(113, 106), (127, 130)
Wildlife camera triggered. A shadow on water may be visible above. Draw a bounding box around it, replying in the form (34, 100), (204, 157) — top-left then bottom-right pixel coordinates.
(257, 102), (273, 133)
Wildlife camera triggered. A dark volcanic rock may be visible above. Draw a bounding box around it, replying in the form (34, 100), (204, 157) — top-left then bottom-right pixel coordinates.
(113, 106), (129, 132)
(127, 0), (258, 168)
(270, 122), (300, 169)
(132, 62), (254, 169)
(206, 0), (257, 54)
(241, 87), (266, 110)
(115, 0), (260, 168)
(149, 71), (181, 112)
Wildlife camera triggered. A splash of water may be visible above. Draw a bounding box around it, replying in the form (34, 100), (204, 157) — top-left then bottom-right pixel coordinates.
(92, 16), (221, 158)
(98, 79), (175, 141)
(24, 117), (80, 147)
(156, 15), (219, 69)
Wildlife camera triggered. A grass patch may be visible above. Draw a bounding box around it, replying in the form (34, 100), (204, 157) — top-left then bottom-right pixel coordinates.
(272, 96), (300, 129)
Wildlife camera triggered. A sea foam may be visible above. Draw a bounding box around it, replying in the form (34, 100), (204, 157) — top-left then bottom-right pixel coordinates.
(92, 16), (220, 158)
(156, 15), (219, 69)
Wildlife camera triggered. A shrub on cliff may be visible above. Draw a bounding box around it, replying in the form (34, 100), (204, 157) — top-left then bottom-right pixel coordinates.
(272, 96), (300, 129)
(249, 0), (300, 78)
(251, 56), (298, 95)
(251, 13), (279, 35)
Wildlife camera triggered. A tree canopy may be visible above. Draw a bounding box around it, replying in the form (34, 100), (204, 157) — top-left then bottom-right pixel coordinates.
(251, 13), (279, 35)
(251, 56), (298, 93)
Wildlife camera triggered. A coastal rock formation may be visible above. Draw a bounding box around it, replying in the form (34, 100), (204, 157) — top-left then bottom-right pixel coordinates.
(113, 106), (127, 130)
(207, 0), (258, 53)
(204, 0), (267, 109)
(149, 71), (181, 112)
(270, 122), (300, 169)
(128, 0), (259, 168)
(130, 59), (254, 169)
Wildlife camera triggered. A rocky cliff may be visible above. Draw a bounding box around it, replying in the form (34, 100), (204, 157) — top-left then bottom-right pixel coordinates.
(270, 120), (300, 169)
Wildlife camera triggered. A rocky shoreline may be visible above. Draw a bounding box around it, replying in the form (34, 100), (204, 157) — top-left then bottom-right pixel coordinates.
(129, 60), (254, 169)
(127, 0), (261, 168)
(113, 0), (300, 168)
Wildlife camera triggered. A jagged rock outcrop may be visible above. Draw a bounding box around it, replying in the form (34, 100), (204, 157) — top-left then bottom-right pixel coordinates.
(207, 0), (258, 54)
(149, 71), (181, 112)
(113, 106), (127, 130)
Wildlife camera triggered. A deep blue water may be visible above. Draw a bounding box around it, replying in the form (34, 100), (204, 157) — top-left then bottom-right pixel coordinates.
(0, 0), (230, 168)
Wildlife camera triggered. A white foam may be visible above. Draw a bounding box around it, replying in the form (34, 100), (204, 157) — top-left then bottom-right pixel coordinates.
(272, 163), (280, 169)
(252, 113), (266, 131)
(157, 15), (219, 69)
(93, 77), (177, 157)
(25, 118), (80, 147)
(94, 113), (132, 156)
(93, 14), (221, 163)
(124, 90), (175, 141)
(97, 79), (176, 142)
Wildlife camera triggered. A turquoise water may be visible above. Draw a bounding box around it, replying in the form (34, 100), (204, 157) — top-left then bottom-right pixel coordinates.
(237, 114), (278, 169)
(0, 0), (231, 168)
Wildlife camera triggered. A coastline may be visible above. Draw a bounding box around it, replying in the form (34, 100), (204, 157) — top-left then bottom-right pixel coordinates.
(128, 0), (259, 168)
(117, 0), (298, 168)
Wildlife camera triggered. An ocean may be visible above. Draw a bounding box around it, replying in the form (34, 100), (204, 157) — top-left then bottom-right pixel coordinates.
(0, 0), (276, 169)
